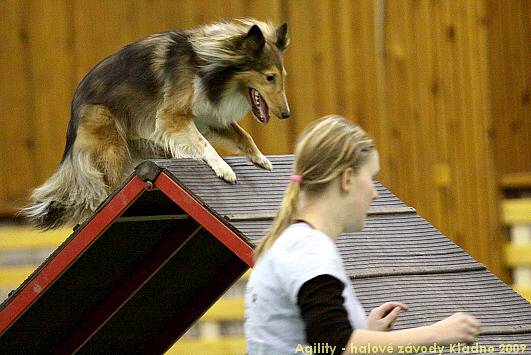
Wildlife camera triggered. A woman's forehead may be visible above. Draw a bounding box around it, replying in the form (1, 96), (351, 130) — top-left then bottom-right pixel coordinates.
(363, 150), (380, 175)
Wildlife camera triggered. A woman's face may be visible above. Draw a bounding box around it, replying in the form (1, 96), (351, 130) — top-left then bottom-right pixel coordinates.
(344, 150), (380, 233)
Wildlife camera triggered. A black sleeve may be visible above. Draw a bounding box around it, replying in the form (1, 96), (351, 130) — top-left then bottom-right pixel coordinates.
(297, 274), (354, 352)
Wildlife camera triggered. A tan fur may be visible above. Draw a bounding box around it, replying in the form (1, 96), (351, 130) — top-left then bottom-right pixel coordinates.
(148, 35), (177, 82)
(162, 82), (194, 117)
(233, 64), (289, 118)
(190, 19), (279, 64)
(75, 105), (129, 188)
(205, 123), (272, 170)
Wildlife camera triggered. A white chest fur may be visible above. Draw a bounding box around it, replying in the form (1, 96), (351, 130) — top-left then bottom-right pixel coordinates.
(191, 76), (250, 131)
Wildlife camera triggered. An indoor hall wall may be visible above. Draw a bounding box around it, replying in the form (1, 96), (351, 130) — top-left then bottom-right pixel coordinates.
(3, 0), (528, 281)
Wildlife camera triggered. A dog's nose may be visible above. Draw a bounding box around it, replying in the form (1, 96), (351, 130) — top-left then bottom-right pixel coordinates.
(281, 111), (290, 119)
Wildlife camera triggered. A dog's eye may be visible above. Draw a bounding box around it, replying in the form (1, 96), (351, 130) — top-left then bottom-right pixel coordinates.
(266, 75), (276, 82)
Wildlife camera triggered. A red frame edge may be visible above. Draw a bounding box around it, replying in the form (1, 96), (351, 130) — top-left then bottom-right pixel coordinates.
(155, 172), (255, 267)
(0, 175), (146, 335)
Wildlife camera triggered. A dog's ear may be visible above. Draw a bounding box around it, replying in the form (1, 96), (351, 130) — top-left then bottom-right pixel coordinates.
(241, 25), (265, 54)
(275, 22), (289, 50)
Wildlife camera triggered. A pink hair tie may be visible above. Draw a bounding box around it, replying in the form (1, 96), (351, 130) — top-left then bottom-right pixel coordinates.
(290, 175), (302, 183)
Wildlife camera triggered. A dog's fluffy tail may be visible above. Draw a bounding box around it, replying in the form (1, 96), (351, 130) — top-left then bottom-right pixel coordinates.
(20, 151), (109, 230)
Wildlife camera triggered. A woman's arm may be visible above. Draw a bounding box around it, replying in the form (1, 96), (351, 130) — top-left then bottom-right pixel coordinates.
(344, 312), (480, 355)
(298, 275), (480, 355)
(298, 275), (353, 350)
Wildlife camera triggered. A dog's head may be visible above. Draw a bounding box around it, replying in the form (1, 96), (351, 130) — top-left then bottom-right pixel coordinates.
(234, 22), (290, 123)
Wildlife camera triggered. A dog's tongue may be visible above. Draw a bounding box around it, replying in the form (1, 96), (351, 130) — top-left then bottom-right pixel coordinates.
(249, 88), (270, 124)
(258, 95), (269, 123)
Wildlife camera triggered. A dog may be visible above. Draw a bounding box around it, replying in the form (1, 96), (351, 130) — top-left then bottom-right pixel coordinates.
(21, 18), (290, 229)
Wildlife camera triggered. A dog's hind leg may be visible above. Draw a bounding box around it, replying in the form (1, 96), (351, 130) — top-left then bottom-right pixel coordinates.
(76, 104), (130, 189)
(153, 111), (237, 183)
(204, 122), (273, 171)
(21, 104), (129, 228)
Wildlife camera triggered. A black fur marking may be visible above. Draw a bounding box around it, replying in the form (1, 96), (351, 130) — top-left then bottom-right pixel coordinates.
(36, 201), (66, 230)
(112, 43), (160, 98)
(73, 40), (161, 109)
(60, 113), (78, 162)
(164, 31), (198, 80)
(202, 65), (243, 104)
(201, 44), (283, 105)
(241, 25), (265, 54)
(276, 23), (289, 50)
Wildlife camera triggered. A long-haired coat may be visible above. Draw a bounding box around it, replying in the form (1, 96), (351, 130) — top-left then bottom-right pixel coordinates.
(22, 18), (290, 229)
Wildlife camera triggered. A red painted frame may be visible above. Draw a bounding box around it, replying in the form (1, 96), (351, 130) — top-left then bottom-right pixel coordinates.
(155, 171), (255, 267)
(0, 176), (147, 336)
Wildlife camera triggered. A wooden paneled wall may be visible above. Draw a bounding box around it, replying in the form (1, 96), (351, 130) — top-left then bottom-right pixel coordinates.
(383, 0), (509, 281)
(486, 0), (530, 176)
(1, 0), (529, 280)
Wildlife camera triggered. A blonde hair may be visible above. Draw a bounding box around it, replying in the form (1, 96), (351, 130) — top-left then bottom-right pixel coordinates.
(254, 115), (376, 259)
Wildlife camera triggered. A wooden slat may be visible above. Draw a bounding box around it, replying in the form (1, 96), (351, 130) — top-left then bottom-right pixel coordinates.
(500, 172), (531, 190)
(201, 298), (244, 321)
(0, 0), (38, 206)
(0, 265), (36, 288)
(487, 0), (531, 175)
(311, 0), (337, 117)
(0, 227), (68, 251)
(431, 0), (453, 246)
(283, 0), (316, 136)
(0, 203), (19, 217)
(513, 286), (531, 303)
(26, 0), (73, 183)
(166, 337), (245, 355)
(357, 0), (391, 186)
(502, 198), (531, 224)
(504, 244), (531, 266)
(467, 0), (501, 277)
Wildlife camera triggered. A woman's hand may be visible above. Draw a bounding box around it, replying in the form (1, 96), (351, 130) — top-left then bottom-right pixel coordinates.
(367, 302), (408, 331)
(429, 312), (481, 344)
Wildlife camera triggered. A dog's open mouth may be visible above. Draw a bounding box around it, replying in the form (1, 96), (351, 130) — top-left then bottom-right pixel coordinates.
(249, 88), (270, 124)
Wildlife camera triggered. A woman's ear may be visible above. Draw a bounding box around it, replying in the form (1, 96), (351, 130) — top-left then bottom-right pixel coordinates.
(339, 168), (354, 193)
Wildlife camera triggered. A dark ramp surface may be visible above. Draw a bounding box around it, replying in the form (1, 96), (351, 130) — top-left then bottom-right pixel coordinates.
(1, 155), (529, 354)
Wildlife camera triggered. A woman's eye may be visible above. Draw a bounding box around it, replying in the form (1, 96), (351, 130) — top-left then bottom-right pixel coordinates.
(266, 75), (275, 82)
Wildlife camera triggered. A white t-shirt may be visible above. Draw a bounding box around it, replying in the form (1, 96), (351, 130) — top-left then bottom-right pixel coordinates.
(245, 223), (368, 355)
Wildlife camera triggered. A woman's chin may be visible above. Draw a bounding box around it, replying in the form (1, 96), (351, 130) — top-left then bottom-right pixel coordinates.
(345, 220), (364, 234)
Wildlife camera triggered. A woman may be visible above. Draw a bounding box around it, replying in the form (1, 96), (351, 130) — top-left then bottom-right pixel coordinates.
(244, 115), (480, 354)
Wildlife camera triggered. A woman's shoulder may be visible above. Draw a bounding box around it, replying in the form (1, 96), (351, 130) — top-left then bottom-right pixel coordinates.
(273, 223), (337, 256)
(256, 223), (346, 302)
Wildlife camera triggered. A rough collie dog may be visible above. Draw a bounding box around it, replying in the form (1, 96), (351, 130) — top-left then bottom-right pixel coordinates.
(22, 18), (290, 229)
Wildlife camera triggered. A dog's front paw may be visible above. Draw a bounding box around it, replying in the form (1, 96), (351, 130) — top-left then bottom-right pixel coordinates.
(211, 160), (237, 184)
(251, 154), (273, 171)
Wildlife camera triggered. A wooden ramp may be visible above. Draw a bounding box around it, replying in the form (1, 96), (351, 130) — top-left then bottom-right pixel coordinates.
(1, 156), (530, 353)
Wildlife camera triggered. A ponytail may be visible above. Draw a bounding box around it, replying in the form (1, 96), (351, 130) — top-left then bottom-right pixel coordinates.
(254, 180), (300, 259)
